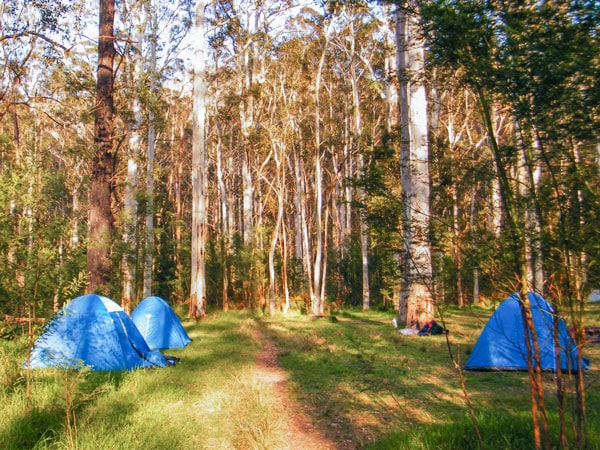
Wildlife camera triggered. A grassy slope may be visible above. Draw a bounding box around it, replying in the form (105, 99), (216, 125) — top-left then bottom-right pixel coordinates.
(0, 303), (598, 449)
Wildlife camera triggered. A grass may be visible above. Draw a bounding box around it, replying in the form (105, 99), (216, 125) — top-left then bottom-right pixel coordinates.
(0, 303), (599, 449)
(260, 304), (600, 449)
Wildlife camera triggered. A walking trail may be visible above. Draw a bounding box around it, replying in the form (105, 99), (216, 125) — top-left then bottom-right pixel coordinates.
(252, 326), (356, 450)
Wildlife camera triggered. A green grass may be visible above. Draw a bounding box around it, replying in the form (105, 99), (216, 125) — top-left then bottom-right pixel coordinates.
(260, 305), (600, 449)
(1, 304), (599, 449)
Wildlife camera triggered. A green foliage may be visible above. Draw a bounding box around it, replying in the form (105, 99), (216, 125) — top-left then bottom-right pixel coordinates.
(0, 161), (87, 317)
(333, 232), (364, 307)
(422, 0), (600, 301)
(229, 234), (267, 308)
(358, 131), (403, 309)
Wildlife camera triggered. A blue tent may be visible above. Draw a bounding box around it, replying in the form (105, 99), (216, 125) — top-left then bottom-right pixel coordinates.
(25, 294), (166, 371)
(465, 292), (588, 371)
(130, 296), (192, 350)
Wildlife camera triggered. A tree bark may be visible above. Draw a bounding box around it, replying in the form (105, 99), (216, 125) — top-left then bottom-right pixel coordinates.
(88, 0), (116, 294)
(310, 15), (335, 316)
(216, 124), (230, 311)
(189, 0), (207, 318)
(347, 15), (370, 311)
(396, 2), (434, 327)
(121, 0), (146, 312)
(266, 142), (285, 316)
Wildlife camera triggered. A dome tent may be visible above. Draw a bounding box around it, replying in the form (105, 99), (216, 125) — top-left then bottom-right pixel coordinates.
(25, 294), (166, 371)
(465, 292), (588, 372)
(130, 296), (191, 350)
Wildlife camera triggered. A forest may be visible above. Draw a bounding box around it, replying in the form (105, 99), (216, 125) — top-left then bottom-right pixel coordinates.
(0, 0), (598, 325)
(0, 1), (599, 449)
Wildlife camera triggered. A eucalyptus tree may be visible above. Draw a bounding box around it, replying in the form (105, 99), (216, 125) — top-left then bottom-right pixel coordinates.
(210, 0), (274, 248)
(395, 1), (434, 328)
(202, 0), (293, 309)
(330, 2), (374, 311)
(88, 0), (116, 294)
(119, 0), (193, 310)
(263, 20), (316, 310)
(121, 0), (146, 312)
(307, 9), (337, 316)
(259, 98), (288, 314)
(189, 0), (208, 318)
(257, 4), (338, 314)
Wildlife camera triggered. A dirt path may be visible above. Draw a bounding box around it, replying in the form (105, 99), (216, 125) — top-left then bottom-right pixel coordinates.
(253, 327), (356, 450)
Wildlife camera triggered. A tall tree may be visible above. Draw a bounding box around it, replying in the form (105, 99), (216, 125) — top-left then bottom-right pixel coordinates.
(310, 11), (336, 316)
(396, 2), (434, 327)
(121, 0), (146, 312)
(120, 0), (193, 306)
(143, 9), (159, 298)
(88, 0), (116, 294)
(189, 0), (208, 318)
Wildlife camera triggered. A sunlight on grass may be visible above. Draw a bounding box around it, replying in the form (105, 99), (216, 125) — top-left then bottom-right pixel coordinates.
(228, 372), (287, 449)
(262, 306), (600, 448)
(1, 306), (599, 449)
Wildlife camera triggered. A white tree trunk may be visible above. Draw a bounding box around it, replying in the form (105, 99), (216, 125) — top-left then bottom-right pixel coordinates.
(470, 181), (480, 305)
(143, 10), (159, 298)
(358, 144), (369, 310)
(266, 142), (285, 316)
(122, 139), (139, 312)
(312, 151), (324, 315)
(216, 126), (230, 310)
(396, 2), (434, 327)
(310, 17), (335, 316)
(293, 145), (304, 262)
(190, 0), (207, 318)
(121, 0), (145, 313)
(71, 185), (80, 248)
(242, 154), (253, 245)
(490, 178), (503, 237)
(346, 16), (370, 311)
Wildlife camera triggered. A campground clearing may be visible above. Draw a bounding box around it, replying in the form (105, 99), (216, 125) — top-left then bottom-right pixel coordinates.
(1, 304), (600, 449)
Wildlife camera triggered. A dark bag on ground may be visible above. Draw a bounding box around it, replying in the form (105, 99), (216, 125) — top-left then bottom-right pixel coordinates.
(418, 320), (448, 336)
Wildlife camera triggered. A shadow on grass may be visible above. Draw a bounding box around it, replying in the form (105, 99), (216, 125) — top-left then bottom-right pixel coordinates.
(261, 310), (600, 449)
(338, 310), (391, 326)
(367, 411), (600, 450)
(0, 370), (130, 449)
(1, 405), (64, 449)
